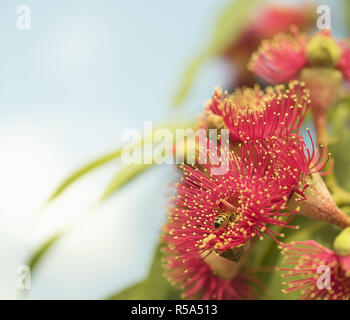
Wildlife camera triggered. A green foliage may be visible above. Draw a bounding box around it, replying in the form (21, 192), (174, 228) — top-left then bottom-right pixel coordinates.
(173, 0), (260, 106)
(99, 163), (154, 202)
(328, 97), (350, 191)
(29, 121), (194, 276)
(45, 149), (123, 205)
(27, 232), (63, 272)
(108, 243), (181, 300)
(45, 121), (194, 206)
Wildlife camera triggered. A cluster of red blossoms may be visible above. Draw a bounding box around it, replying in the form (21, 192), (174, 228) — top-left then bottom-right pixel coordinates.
(162, 80), (350, 300)
(248, 27), (350, 145)
(161, 1), (350, 298)
(248, 27), (350, 85)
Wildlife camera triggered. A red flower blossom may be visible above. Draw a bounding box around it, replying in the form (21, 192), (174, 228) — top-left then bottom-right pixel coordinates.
(167, 141), (303, 251)
(222, 5), (315, 86)
(249, 28), (350, 145)
(162, 130), (331, 299)
(206, 81), (310, 142)
(162, 241), (258, 300)
(249, 28), (350, 83)
(280, 240), (350, 300)
(248, 27), (308, 84)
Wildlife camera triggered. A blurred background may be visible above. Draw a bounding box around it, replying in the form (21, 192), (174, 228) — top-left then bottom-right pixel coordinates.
(0, 0), (347, 299)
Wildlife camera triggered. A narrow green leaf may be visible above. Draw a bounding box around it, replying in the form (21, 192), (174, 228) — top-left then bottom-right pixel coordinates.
(46, 149), (123, 205)
(173, 54), (208, 106)
(28, 163), (154, 275)
(98, 121), (197, 203)
(27, 231), (63, 272)
(45, 121), (193, 205)
(328, 98), (350, 191)
(208, 0), (259, 54)
(107, 281), (147, 300)
(173, 0), (260, 106)
(99, 163), (154, 202)
(33, 122), (195, 277)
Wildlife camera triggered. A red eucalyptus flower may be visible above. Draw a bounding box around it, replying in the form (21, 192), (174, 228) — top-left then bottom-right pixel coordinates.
(206, 81), (310, 142)
(162, 75), (350, 299)
(280, 240), (350, 300)
(162, 241), (258, 300)
(222, 5), (315, 86)
(162, 135), (327, 300)
(248, 27), (308, 84)
(248, 28), (350, 84)
(248, 28), (350, 144)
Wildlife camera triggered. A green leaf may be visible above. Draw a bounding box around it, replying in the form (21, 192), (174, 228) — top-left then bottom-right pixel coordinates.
(27, 231), (63, 272)
(99, 120), (199, 202)
(31, 122), (192, 271)
(108, 281), (147, 300)
(99, 163), (155, 202)
(173, 0), (260, 106)
(32, 121), (196, 278)
(328, 98), (350, 191)
(173, 54), (208, 106)
(28, 163), (155, 274)
(208, 0), (259, 55)
(108, 243), (181, 300)
(27, 163), (154, 276)
(45, 149), (123, 205)
(45, 121), (194, 205)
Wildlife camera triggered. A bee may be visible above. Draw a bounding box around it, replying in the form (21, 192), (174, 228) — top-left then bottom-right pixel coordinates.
(213, 212), (237, 229)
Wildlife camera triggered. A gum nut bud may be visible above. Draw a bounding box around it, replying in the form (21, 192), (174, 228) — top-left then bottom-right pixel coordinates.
(288, 173), (350, 228)
(306, 33), (341, 67)
(334, 227), (350, 256)
(334, 227), (350, 276)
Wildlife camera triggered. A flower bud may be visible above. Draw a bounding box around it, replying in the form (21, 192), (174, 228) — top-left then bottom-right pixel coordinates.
(333, 227), (350, 276)
(334, 227), (350, 256)
(306, 32), (341, 68)
(288, 173), (350, 228)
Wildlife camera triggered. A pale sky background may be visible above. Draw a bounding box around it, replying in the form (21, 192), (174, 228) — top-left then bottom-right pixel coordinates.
(0, 0), (346, 299)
